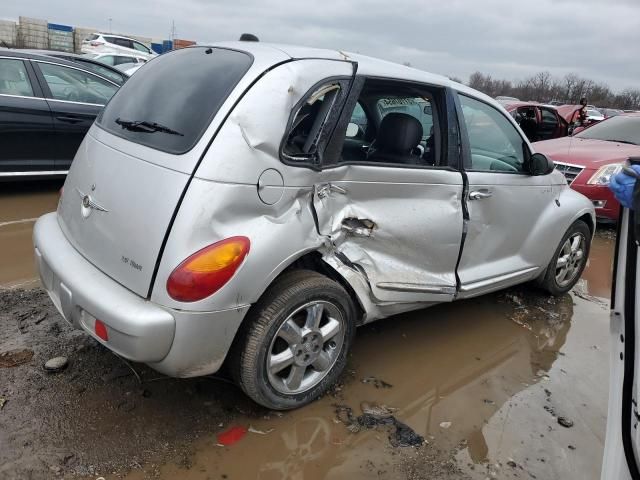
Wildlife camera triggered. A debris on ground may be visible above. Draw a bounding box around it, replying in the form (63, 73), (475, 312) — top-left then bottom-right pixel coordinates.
(216, 426), (248, 446)
(439, 421), (452, 429)
(361, 376), (393, 389)
(0, 348), (34, 368)
(558, 417), (574, 428)
(44, 356), (68, 373)
(334, 403), (424, 447)
(248, 426), (274, 435)
(0, 397), (6, 410)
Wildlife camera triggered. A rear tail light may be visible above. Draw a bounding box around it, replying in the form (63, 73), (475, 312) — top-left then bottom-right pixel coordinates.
(167, 236), (250, 302)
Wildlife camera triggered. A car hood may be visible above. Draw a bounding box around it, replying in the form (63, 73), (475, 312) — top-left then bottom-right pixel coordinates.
(533, 137), (640, 168)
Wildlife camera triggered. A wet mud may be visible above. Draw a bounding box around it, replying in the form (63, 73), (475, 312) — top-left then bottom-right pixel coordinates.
(0, 202), (614, 479)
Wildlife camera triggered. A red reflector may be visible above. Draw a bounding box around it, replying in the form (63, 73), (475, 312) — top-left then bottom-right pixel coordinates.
(95, 319), (109, 341)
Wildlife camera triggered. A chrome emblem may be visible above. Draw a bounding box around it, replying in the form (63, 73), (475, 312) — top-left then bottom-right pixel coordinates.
(76, 188), (109, 218)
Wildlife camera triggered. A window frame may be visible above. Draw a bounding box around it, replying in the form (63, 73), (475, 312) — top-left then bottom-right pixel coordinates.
(455, 92), (532, 175)
(321, 75), (457, 171)
(278, 75), (353, 170)
(32, 59), (120, 106)
(132, 41), (151, 54)
(0, 57), (41, 99)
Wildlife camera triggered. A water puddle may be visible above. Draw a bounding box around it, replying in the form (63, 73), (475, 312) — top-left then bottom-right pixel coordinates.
(0, 181), (61, 288)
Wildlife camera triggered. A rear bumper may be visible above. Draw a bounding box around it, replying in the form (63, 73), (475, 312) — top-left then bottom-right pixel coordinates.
(571, 183), (620, 222)
(33, 213), (249, 376)
(34, 213), (176, 362)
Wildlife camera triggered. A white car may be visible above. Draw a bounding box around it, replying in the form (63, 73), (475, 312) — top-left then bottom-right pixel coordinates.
(81, 33), (156, 61)
(113, 63), (143, 76)
(587, 107), (605, 122)
(84, 52), (146, 67)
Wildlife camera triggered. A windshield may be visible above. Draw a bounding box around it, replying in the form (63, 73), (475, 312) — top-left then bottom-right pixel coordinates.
(97, 47), (252, 154)
(575, 116), (640, 145)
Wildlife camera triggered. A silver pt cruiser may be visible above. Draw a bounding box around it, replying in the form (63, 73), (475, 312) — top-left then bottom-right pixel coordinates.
(34, 42), (595, 409)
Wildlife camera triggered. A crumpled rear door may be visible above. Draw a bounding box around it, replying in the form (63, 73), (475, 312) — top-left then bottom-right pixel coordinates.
(313, 166), (464, 304)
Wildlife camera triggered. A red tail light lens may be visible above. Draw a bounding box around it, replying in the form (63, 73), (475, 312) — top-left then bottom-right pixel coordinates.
(95, 319), (109, 341)
(167, 236), (250, 302)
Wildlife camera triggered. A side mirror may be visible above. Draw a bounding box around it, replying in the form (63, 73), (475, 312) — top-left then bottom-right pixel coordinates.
(530, 153), (555, 176)
(346, 122), (359, 138)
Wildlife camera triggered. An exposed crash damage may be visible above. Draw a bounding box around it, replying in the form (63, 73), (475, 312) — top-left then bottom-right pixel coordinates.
(33, 42), (595, 409)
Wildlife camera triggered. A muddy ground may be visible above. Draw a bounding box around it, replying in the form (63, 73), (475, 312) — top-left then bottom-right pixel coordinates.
(0, 182), (615, 479)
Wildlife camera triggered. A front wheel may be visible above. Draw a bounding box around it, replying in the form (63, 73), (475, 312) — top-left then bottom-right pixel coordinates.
(231, 270), (356, 410)
(537, 220), (591, 295)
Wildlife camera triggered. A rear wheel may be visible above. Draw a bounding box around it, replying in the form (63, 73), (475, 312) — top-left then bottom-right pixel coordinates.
(538, 220), (591, 295)
(232, 270), (356, 410)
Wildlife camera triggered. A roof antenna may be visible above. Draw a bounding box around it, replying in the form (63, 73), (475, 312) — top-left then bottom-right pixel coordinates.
(239, 33), (259, 42)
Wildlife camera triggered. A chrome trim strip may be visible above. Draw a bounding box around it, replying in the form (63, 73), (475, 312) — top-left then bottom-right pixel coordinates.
(0, 170), (68, 177)
(0, 93), (45, 101)
(376, 282), (456, 295)
(553, 161), (586, 170)
(459, 266), (539, 292)
(45, 98), (105, 107)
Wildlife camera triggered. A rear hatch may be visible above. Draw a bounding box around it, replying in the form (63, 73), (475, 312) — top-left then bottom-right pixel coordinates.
(57, 46), (277, 297)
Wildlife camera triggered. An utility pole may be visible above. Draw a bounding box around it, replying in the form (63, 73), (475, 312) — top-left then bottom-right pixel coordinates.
(170, 20), (176, 42)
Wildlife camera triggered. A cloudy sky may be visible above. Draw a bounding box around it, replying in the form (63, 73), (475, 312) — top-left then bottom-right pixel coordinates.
(5, 0), (640, 90)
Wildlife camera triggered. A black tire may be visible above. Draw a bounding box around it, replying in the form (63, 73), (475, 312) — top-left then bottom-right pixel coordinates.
(537, 220), (591, 295)
(231, 270), (356, 410)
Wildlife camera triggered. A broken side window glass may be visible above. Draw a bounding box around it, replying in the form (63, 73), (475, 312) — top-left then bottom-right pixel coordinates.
(282, 83), (341, 161)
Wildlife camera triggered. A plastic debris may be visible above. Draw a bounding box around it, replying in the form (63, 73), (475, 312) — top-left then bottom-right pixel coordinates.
(216, 426), (248, 446)
(248, 426), (274, 435)
(439, 421), (452, 429)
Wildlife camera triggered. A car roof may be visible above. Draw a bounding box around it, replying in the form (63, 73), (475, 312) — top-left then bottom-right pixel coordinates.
(96, 33), (141, 41)
(0, 48), (127, 83)
(211, 41), (499, 107)
(92, 52), (142, 58)
(503, 101), (553, 111)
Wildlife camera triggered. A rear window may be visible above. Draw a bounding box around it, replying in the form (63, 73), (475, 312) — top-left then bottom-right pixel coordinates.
(97, 47), (253, 154)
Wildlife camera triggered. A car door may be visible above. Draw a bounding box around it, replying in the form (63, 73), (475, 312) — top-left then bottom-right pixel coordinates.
(602, 199), (639, 480)
(32, 60), (119, 170)
(455, 93), (555, 297)
(0, 57), (57, 175)
(303, 78), (464, 305)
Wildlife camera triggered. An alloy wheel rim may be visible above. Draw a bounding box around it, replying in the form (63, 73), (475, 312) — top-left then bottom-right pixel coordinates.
(267, 300), (345, 395)
(555, 233), (586, 288)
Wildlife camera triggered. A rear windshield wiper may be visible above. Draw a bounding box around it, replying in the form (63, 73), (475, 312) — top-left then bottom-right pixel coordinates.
(115, 118), (183, 136)
(607, 138), (637, 145)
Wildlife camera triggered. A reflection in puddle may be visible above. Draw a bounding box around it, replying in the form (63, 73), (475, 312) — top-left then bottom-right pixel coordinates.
(0, 181), (61, 288)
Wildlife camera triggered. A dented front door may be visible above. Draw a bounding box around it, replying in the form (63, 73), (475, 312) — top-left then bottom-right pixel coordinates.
(313, 166), (464, 304)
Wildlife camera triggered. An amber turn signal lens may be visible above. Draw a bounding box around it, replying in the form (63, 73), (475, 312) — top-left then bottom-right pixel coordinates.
(166, 236), (250, 302)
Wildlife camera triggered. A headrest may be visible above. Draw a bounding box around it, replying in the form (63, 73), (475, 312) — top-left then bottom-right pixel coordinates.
(376, 113), (423, 153)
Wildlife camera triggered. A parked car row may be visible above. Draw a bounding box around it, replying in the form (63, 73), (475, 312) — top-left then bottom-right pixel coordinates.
(81, 33), (156, 62)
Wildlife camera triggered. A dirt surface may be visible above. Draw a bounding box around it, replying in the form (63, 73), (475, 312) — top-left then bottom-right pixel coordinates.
(0, 182), (615, 479)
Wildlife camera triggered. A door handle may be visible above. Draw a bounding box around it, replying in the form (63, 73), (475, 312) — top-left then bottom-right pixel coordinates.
(56, 115), (82, 124)
(469, 189), (493, 200)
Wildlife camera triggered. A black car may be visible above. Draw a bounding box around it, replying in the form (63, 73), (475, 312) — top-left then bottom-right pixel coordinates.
(0, 49), (122, 178)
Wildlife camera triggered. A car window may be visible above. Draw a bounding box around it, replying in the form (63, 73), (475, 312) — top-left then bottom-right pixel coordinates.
(0, 59), (34, 97)
(112, 56), (136, 66)
(282, 83), (342, 159)
(114, 38), (134, 49)
(103, 36), (116, 44)
(97, 47), (253, 154)
(459, 94), (527, 173)
(337, 79), (442, 167)
(97, 55), (115, 65)
(38, 62), (118, 105)
(132, 42), (150, 54)
(575, 116), (640, 145)
(85, 34), (99, 41)
(541, 109), (558, 127)
(69, 58), (126, 85)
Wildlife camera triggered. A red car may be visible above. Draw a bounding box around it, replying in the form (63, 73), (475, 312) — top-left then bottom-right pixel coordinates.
(534, 114), (640, 222)
(504, 102), (572, 142)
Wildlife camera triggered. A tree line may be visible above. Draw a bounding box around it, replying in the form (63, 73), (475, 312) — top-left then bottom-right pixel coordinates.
(460, 71), (640, 110)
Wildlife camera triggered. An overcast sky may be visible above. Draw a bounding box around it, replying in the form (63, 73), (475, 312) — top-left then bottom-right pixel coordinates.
(5, 0), (639, 91)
